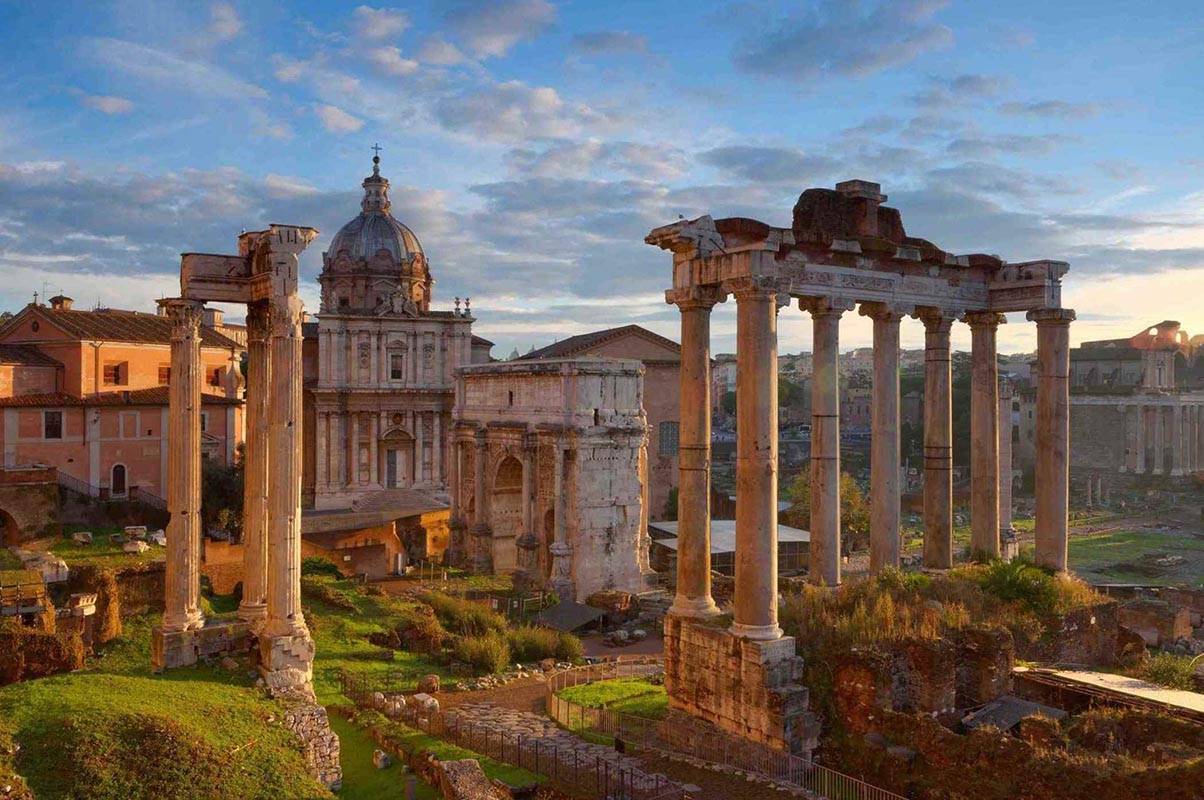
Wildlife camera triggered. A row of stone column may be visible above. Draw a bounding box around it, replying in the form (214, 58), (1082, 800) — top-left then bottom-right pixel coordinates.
(159, 297), (310, 682)
(668, 283), (1074, 642)
(1120, 402), (1204, 476)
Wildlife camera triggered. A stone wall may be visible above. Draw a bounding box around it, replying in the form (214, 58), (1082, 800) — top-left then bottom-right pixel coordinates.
(281, 701), (342, 791)
(1015, 601), (1119, 666)
(0, 467), (59, 545)
(152, 619), (251, 671)
(662, 615), (818, 756)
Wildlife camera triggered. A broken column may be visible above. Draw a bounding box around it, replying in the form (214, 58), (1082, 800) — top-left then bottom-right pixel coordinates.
(669, 287), (721, 617)
(920, 309), (955, 569)
(1028, 308), (1075, 572)
(966, 312), (1004, 559)
(238, 300), (269, 628)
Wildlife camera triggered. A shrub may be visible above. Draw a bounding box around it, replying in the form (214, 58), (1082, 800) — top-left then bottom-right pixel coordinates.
(973, 558), (1059, 616)
(421, 591), (507, 636)
(1140, 652), (1196, 691)
(554, 630), (584, 662)
(506, 625), (583, 663)
(394, 605), (448, 653)
(453, 632), (511, 675)
(301, 557), (341, 577)
(299, 575), (357, 611)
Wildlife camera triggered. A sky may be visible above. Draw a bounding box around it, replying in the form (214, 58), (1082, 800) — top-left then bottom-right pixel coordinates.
(0, 0), (1202, 357)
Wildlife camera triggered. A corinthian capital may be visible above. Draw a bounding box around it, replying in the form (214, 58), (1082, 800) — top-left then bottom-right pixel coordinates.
(1026, 308), (1076, 326)
(799, 295), (855, 318)
(268, 295), (305, 338)
(157, 298), (204, 340)
(858, 301), (913, 322)
(963, 310), (1007, 329)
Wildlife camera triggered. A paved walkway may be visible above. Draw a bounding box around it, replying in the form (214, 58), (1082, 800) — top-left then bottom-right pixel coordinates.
(1017, 666), (1204, 719)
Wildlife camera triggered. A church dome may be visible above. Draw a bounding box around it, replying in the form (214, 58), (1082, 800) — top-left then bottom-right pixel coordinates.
(328, 211), (423, 262)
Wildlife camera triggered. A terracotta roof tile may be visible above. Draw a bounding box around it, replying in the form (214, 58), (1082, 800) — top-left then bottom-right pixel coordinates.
(27, 307), (242, 349)
(521, 324), (679, 360)
(0, 344), (60, 367)
(0, 387), (241, 408)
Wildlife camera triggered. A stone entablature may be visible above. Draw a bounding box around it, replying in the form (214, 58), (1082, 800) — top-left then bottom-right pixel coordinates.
(449, 358), (653, 600)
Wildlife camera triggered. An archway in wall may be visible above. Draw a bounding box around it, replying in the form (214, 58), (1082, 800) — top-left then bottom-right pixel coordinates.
(379, 428), (415, 489)
(0, 509), (18, 547)
(490, 456), (523, 573)
(111, 464), (127, 497)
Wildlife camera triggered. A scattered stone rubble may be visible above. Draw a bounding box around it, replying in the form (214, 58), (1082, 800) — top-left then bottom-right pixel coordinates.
(279, 702), (341, 791)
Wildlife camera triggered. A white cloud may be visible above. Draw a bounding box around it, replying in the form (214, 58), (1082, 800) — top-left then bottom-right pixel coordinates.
(435, 81), (615, 143)
(444, 0), (555, 58)
(416, 36), (466, 65)
(208, 2), (243, 41)
(79, 93), (134, 114)
(352, 6), (410, 40)
(314, 104), (364, 133)
(273, 56), (305, 83)
(265, 173), (320, 198)
(367, 46), (418, 76)
(84, 38), (267, 99)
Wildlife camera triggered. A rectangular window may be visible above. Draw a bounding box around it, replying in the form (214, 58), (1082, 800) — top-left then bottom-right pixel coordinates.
(103, 362), (127, 386)
(207, 367), (222, 387)
(658, 421), (680, 457)
(158, 365), (170, 384)
(390, 353), (405, 380)
(43, 411), (63, 440)
(200, 411), (208, 433)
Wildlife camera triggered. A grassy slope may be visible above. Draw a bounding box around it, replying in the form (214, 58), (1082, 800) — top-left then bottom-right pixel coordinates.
(557, 677), (668, 720)
(1069, 528), (1204, 587)
(50, 525), (165, 570)
(329, 714), (439, 800)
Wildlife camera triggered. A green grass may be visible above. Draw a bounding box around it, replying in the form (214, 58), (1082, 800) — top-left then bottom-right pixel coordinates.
(328, 714), (438, 800)
(1069, 528), (1204, 587)
(1135, 653), (1199, 691)
(0, 614), (329, 799)
(557, 677), (668, 720)
(0, 548), (22, 570)
(50, 526), (165, 570)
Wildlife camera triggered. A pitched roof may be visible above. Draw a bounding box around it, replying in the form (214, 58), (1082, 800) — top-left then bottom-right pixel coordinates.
(0, 387), (241, 408)
(471, 334), (494, 346)
(521, 325), (679, 361)
(6, 305), (242, 350)
(0, 344), (60, 367)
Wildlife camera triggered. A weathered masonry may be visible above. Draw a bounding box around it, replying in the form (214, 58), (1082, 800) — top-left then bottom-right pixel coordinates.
(647, 180), (1074, 753)
(152, 225), (319, 701)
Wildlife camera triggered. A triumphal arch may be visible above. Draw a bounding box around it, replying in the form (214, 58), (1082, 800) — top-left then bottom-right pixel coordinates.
(647, 180), (1073, 753)
(152, 224), (319, 700)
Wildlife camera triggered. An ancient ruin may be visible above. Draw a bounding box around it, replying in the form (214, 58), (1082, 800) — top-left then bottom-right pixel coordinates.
(448, 358), (654, 600)
(647, 179), (1075, 752)
(151, 224), (318, 700)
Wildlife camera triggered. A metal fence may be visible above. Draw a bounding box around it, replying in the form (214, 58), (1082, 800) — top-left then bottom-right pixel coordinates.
(546, 659), (909, 800)
(340, 671), (686, 800)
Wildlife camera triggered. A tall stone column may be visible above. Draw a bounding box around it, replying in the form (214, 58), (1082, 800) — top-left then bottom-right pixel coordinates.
(998, 380), (1015, 545)
(1028, 308), (1075, 572)
(805, 296), (849, 587)
(670, 288), (721, 617)
(238, 300), (270, 628)
(730, 278), (782, 640)
(260, 294), (315, 695)
(159, 298), (205, 634)
(860, 302), (905, 573)
(470, 428), (491, 571)
(550, 443), (574, 598)
(1171, 405), (1184, 476)
(919, 310), (955, 569)
(966, 312), (1004, 559)
(1135, 406), (1147, 474)
(515, 434), (540, 583)
(1152, 407), (1164, 475)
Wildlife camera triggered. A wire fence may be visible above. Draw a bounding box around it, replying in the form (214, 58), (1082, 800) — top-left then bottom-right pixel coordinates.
(546, 658), (909, 800)
(340, 671), (687, 800)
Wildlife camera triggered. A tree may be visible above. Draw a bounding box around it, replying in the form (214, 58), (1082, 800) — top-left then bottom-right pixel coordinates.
(780, 467), (870, 552)
(202, 442), (244, 540)
(663, 486), (679, 521)
(721, 390), (737, 416)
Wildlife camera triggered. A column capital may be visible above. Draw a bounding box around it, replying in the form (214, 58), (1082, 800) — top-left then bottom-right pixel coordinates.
(157, 297), (204, 335)
(963, 310), (1007, 329)
(1027, 307), (1076, 326)
(268, 295), (305, 338)
(800, 295), (855, 317)
(916, 307), (956, 334)
(728, 275), (779, 301)
(858, 301), (912, 322)
(666, 285), (725, 310)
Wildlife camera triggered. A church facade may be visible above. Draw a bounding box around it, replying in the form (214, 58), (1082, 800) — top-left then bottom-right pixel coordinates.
(302, 156), (490, 515)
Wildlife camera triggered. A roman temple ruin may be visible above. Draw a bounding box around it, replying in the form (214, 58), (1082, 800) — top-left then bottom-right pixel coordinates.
(647, 179), (1075, 753)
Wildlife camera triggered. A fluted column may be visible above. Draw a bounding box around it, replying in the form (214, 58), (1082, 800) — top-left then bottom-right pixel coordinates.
(860, 302), (906, 573)
(729, 279), (781, 640)
(670, 288), (721, 618)
(999, 380), (1015, 544)
(966, 312), (1004, 559)
(1028, 308), (1075, 572)
(919, 309), (955, 569)
(160, 298), (204, 633)
(238, 300), (270, 628)
(805, 296), (849, 588)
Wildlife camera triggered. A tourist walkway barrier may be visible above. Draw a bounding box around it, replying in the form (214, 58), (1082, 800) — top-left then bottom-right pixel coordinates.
(546, 657), (908, 800)
(340, 670), (686, 800)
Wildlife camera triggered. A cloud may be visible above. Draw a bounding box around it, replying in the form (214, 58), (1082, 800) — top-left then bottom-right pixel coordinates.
(841, 115), (898, 137)
(570, 31), (648, 56)
(444, 0), (555, 58)
(352, 6), (410, 40)
(734, 0), (953, 83)
(945, 133), (1073, 158)
(697, 145), (842, 184)
(367, 46), (418, 76)
(78, 93), (134, 115)
(925, 162), (1079, 199)
(207, 2), (243, 41)
(84, 38), (266, 99)
(913, 73), (1009, 109)
(506, 139), (687, 180)
(265, 174), (320, 198)
(314, 104), (364, 133)
(416, 36), (466, 65)
(998, 100), (1101, 119)
(434, 81), (614, 143)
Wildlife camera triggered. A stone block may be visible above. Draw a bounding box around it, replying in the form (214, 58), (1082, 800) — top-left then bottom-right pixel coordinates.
(122, 540), (149, 554)
(418, 673), (441, 694)
(71, 531), (93, 545)
(372, 749), (392, 769)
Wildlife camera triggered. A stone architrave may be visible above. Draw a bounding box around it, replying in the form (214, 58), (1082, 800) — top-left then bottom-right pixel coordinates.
(730, 278), (783, 639)
(918, 309), (955, 569)
(1028, 308), (1075, 572)
(966, 311), (1004, 559)
(238, 300), (270, 628)
(160, 298), (205, 636)
(860, 302), (908, 573)
(260, 294), (315, 695)
(669, 287), (722, 618)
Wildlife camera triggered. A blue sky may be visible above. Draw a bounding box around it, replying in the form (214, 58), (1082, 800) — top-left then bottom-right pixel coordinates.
(1, 0), (1202, 355)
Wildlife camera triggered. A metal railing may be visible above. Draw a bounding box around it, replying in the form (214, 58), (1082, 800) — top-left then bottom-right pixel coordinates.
(547, 659), (909, 800)
(340, 671), (685, 800)
(55, 469), (98, 498)
(130, 486), (167, 510)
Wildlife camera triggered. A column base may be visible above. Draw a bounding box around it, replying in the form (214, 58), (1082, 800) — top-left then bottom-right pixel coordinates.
(237, 602), (267, 632)
(669, 594), (721, 619)
(152, 619), (252, 672)
(259, 630), (316, 700)
(728, 621), (783, 641)
(162, 609), (205, 634)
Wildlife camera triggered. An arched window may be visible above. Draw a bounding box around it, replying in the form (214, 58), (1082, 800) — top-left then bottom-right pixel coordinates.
(111, 464), (127, 497)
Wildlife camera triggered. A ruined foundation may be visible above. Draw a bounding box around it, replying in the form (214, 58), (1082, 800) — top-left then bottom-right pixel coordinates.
(663, 615), (819, 756)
